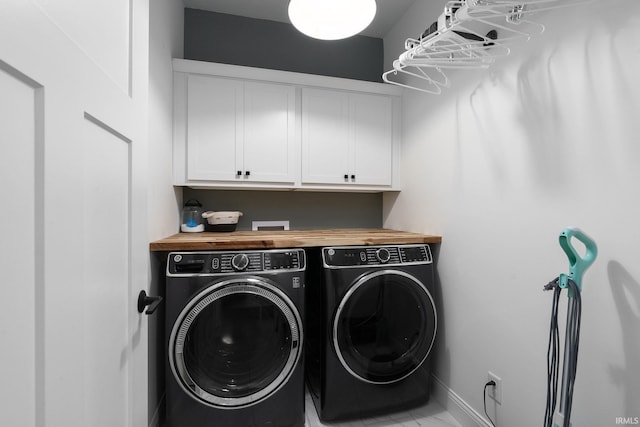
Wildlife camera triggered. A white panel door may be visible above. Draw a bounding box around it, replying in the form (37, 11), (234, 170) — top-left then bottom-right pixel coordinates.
(243, 81), (297, 183)
(0, 1), (149, 427)
(351, 93), (393, 186)
(186, 74), (243, 181)
(301, 88), (351, 185)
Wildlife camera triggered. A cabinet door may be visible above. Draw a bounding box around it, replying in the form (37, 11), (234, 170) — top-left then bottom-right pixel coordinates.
(301, 88), (351, 185)
(243, 82), (297, 183)
(351, 93), (393, 186)
(186, 75), (243, 181)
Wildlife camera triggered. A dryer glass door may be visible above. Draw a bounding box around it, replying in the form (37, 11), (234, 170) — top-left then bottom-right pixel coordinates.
(170, 277), (302, 408)
(333, 270), (436, 384)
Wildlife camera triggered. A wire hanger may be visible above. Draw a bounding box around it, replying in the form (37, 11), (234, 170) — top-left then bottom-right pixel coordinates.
(382, 60), (447, 94)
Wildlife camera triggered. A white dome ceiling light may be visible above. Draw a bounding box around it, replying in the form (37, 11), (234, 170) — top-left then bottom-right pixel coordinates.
(288, 0), (377, 41)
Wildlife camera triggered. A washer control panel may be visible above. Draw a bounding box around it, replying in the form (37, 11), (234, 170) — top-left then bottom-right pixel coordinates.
(323, 244), (432, 268)
(167, 249), (305, 276)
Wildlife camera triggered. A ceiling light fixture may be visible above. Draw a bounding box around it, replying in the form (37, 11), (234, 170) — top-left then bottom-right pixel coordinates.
(288, 0), (377, 41)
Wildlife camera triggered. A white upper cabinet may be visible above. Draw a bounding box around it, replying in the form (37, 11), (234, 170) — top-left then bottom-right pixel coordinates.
(177, 73), (297, 187)
(302, 88), (393, 188)
(173, 59), (401, 192)
(186, 74), (243, 182)
(301, 89), (351, 185)
(243, 81), (296, 183)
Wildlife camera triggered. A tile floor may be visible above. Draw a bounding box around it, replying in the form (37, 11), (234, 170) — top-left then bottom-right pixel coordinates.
(304, 392), (462, 427)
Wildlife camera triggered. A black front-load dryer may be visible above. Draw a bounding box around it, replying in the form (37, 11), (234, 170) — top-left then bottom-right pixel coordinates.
(165, 249), (305, 427)
(306, 244), (437, 422)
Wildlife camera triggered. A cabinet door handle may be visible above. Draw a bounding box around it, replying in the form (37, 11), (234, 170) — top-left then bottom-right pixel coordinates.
(237, 170), (242, 176)
(344, 174), (349, 180)
(351, 175), (356, 180)
(245, 171), (251, 176)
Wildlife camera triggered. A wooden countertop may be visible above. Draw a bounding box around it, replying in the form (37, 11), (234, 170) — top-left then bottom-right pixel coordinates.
(149, 228), (441, 251)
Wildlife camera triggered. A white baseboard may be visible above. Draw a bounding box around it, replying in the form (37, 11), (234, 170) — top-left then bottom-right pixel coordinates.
(431, 374), (493, 427)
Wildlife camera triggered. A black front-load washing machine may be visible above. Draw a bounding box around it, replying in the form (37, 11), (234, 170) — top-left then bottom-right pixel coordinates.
(165, 249), (305, 427)
(306, 244), (437, 422)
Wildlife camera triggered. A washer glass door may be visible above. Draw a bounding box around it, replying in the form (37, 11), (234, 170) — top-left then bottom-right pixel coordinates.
(170, 277), (302, 408)
(333, 270), (437, 384)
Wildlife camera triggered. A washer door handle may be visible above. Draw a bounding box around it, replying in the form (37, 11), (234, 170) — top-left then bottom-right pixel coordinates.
(137, 290), (163, 315)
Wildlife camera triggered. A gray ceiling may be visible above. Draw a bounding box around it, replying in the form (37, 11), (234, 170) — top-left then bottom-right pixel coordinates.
(182, 0), (419, 38)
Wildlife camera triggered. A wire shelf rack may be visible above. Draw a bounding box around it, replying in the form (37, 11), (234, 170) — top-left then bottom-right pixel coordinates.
(383, 0), (591, 94)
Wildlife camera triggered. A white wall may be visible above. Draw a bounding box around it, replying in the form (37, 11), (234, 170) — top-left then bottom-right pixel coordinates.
(383, 1), (640, 425)
(148, 0), (183, 425)
(149, 0), (183, 240)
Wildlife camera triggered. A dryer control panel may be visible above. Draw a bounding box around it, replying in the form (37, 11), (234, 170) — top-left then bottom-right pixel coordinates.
(323, 244), (432, 268)
(167, 249), (305, 276)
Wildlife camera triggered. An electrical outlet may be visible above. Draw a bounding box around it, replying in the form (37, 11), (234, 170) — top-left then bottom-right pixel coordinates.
(487, 371), (502, 405)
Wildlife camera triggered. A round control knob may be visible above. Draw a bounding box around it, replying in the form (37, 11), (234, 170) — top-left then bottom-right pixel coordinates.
(376, 248), (391, 263)
(231, 253), (250, 271)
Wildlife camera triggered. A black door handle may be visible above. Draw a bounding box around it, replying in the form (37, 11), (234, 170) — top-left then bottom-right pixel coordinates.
(137, 290), (163, 315)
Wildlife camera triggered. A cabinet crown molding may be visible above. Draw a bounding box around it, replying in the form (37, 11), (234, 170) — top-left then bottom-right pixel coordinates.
(173, 59), (403, 97)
